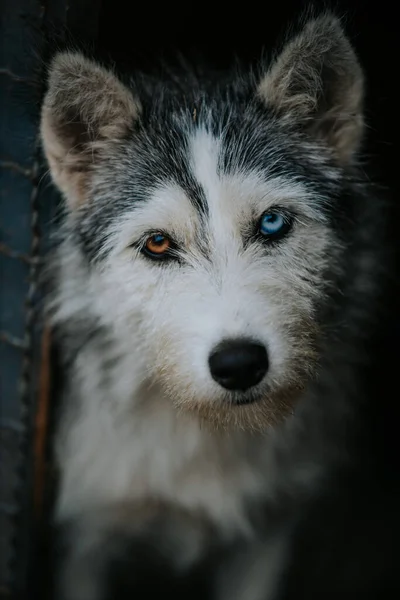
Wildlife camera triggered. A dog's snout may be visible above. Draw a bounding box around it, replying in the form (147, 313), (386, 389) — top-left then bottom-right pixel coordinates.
(208, 339), (268, 392)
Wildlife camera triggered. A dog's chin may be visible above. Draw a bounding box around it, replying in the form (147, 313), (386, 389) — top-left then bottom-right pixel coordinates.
(171, 385), (304, 433)
(228, 390), (263, 407)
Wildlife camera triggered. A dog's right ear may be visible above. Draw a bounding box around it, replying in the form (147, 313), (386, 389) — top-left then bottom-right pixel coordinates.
(41, 52), (140, 209)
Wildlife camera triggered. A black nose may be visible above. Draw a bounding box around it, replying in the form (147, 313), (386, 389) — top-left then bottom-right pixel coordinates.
(208, 339), (268, 392)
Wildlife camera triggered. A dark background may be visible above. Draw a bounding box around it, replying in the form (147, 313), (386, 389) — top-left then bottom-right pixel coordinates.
(0, 0), (398, 598)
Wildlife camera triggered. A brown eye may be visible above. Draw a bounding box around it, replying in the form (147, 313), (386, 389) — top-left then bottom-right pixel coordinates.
(142, 233), (172, 259)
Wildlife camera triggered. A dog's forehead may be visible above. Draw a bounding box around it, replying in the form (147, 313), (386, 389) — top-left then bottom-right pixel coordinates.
(119, 126), (325, 237)
(107, 129), (314, 259)
(89, 119), (335, 262)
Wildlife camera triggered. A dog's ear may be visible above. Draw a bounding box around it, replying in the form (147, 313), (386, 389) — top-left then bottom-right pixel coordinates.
(41, 52), (140, 208)
(257, 13), (364, 164)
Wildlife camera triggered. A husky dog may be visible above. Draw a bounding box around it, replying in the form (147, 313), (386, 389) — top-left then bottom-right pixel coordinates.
(40, 11), (386, 600)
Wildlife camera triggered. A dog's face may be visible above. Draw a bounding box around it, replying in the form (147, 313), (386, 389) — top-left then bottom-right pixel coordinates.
(41, 14), (364, 429)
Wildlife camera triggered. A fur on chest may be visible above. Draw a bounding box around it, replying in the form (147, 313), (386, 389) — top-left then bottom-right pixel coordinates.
(55, 385), (270, 535)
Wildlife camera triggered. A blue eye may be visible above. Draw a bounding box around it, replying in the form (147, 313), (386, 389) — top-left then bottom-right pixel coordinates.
(259, 211), (291, 240)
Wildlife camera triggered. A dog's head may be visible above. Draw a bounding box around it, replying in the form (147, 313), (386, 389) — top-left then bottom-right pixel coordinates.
(41, 13), (364, 430)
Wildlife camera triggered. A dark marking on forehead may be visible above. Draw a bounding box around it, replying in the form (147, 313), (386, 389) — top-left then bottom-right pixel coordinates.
(216, 100), (297, 176)
(169, 152), (209, 218)
(75, 115), (210, 263)
(215, 99), (344, 211)
(136, 108), (209, 217)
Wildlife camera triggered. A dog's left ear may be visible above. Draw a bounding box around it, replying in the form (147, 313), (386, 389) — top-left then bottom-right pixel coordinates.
(258, 13), (364, 165)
